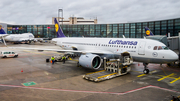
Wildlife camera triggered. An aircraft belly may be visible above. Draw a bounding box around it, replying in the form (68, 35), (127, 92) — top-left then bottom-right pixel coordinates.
(132, 56), (176, 63)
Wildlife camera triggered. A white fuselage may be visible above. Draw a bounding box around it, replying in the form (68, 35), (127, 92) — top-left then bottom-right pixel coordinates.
(4, 33), (34, 42)
(53, 37), (178, 64)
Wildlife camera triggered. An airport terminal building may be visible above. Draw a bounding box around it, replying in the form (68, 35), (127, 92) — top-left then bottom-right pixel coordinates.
(2, 17), (180, 39)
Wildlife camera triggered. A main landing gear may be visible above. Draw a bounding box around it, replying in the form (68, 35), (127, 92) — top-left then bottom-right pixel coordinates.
(143, 63), (149, 74)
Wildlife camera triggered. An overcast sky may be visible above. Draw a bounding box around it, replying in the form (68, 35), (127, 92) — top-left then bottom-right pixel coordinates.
(0, 0), (180, 25)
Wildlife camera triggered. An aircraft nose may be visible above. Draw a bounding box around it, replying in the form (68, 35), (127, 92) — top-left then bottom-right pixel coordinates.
(171, 51), (179, 61)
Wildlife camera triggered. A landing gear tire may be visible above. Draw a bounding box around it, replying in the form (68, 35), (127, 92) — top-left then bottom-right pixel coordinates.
(167, 63), (171, 67)
(143, 69), (149, 74)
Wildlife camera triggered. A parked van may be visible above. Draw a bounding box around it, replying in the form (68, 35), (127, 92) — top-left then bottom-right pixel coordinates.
(0, 51), (18, 58)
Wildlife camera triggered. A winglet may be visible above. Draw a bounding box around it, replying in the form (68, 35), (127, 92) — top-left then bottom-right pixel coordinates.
(54, 18), (66, 38)
(144, 27), (154, 36)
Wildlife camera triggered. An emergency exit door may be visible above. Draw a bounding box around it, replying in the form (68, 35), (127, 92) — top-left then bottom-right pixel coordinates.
(138, 41), (146, 55)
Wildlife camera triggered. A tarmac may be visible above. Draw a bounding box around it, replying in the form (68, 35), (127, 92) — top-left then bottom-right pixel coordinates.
(0, 42), (180, 101)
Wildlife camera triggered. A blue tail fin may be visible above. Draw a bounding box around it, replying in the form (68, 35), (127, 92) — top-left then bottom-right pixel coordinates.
(0, 25), (6, 34)
(54, 18), (66, 38)
(144, 27), (154, 36)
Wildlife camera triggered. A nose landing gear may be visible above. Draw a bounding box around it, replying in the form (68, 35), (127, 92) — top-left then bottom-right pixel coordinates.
(143, 63), (149, 74)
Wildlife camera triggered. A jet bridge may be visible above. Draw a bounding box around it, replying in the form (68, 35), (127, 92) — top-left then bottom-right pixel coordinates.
(83, 53), (133, 82)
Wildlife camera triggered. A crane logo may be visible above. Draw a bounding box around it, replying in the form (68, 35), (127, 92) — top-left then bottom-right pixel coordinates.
(55, 24), (59, 32)
(146, 30), (150, 35)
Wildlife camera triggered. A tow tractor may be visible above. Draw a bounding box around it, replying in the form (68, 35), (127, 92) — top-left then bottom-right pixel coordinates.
(83, 52), (133, 82)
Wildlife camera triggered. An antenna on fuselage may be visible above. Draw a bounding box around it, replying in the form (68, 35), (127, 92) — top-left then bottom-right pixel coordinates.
(122, 35), (125, 38)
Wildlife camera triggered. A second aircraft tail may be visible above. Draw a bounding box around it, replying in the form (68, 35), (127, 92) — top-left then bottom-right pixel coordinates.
(144, 27), (154, 36)
(54, 18), (66, 38)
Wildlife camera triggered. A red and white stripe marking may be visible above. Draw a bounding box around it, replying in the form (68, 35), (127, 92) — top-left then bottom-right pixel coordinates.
(0, 84), (179, 95)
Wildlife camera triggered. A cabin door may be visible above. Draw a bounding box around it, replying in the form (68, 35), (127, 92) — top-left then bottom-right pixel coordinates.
(138, 41), (146, 55)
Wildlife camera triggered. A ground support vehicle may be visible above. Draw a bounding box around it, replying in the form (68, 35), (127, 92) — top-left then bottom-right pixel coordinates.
(83, 53), (133, 82)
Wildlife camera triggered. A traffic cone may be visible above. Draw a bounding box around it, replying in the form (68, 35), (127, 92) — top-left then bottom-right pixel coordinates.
(21, 68), (23, 72)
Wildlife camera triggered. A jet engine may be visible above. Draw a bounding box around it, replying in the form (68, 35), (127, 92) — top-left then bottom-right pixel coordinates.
(79, 54), (102, 70)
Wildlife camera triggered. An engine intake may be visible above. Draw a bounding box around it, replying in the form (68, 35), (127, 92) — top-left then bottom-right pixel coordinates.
(79, 54), (101, 69)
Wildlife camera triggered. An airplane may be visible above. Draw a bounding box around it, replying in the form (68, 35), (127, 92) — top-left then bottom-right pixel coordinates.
(3, 33), (35, 43)
(51, 18), (178, 74)
(0, 28), (36, 44)
(8, 18), (179, 74)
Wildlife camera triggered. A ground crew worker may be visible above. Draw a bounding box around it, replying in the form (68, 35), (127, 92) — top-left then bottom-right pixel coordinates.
(62, 56), (66, 63)
(51, 56), (55, 64)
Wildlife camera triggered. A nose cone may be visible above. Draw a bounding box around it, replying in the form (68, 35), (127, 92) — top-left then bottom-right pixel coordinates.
(170, 51), (179, 62)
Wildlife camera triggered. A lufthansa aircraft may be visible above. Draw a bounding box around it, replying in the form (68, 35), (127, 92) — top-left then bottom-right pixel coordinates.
(51, 18), (178, 74)
(0, 29), (35, 44)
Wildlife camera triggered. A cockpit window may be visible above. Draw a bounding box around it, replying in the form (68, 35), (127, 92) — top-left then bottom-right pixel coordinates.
(162, 46), (169, 50)
(154, 46), (169, 50)
(158, 46), (163, 50)
(153, 46), (158, 50)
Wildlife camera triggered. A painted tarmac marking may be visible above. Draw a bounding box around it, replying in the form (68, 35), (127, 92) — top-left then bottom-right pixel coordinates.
(0, 84), (179, 95)
(136, 70), (157, 77)
(22, 82), (36, 86)
(170, 77), (180, 84)
(158, 73), (180, 84)
(137, 74), (146, 77)
(157, 73), (175, 81)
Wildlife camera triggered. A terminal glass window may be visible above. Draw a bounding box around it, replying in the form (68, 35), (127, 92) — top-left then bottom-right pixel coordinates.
(168, 20), (173, 26)
(125, 24), (129, 28)
(124, 29), (129, 38)
(107, 24), (113, 37)
(119, 24), (123, 28)
(149, 22), (154, 28)
(130, 23), (135, 28)
(175, 19), (180, 26)
(113, 26), (118, 38)
(161, 21), (167, 26)
(131, 28), (135, 38)
(100, 25), (107, 37)
(90, 25), (94, 37)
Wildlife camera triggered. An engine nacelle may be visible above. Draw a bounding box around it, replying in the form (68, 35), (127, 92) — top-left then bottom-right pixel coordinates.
(79, 54), (102, 70)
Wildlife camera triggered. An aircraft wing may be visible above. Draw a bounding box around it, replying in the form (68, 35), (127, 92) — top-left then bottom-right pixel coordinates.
(9, 47), (128, 56)
(0, 34), (9, 38)
(9, 47), (83, 53)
